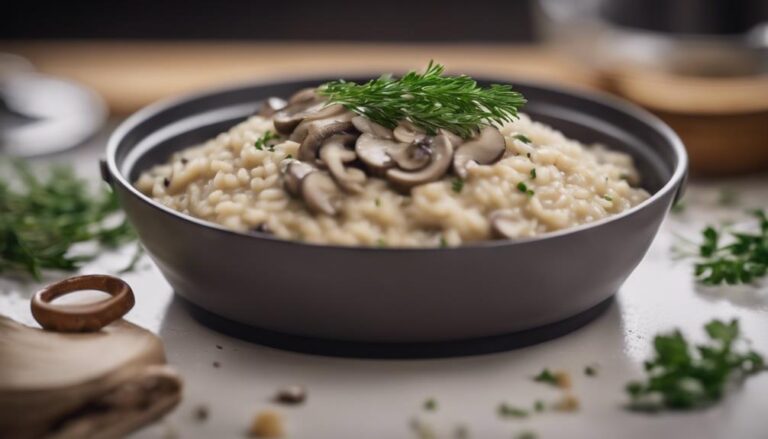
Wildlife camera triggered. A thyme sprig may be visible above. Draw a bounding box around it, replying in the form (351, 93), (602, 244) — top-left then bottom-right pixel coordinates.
(0, 160), (136, 279)
(318, 61), (526, 138)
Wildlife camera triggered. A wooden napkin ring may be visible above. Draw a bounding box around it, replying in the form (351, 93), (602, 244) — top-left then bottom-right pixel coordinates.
(31, 275), (135, 332)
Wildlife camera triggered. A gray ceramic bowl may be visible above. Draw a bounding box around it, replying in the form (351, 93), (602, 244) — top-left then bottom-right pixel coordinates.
(104, 77), (686, 344)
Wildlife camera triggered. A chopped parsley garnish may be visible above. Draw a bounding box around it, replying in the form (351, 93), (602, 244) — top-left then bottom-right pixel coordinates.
(376, 238), (387, 248)
(517, 182), (534, 197)
(671, 200), (686, 214)
(585, 365), (598, 377)
(533, 368), (559, 386)
(439, 236), (448, 248)
(625, 318), (765, 412)
(529, 168), (536, 179)
(375, 198), (381, 207)
(533, 400), (545, 412)
(285, 154), (293, 159)
(498, 403), (529, 419)
(0, 160), (136, 279)
(254, 131), (278, 151)
(514, 134), (532, 144)
(318, 61), (526, 138)
(689, 210), (768, 285)
(452, 178), (465, 193)
(423, 398), (438, 411)
(602, 195), (613, 202)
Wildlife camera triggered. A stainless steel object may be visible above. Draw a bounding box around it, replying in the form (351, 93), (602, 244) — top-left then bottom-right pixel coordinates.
(104, 77), (687, 344)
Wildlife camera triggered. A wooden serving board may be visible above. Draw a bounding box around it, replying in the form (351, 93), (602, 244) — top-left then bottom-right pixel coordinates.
(0, 315), (182, 439)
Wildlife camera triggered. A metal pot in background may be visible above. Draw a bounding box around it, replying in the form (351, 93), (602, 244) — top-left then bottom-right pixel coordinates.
(537, 0), (768, 176)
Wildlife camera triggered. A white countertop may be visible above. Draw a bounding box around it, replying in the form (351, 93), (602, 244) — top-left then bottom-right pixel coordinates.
(2, 130), (767, 439)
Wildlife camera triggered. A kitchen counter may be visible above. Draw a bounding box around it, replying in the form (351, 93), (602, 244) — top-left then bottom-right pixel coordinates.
(1, 123), (767, 439)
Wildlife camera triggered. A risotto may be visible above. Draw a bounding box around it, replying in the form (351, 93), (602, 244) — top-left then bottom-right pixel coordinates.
(135, 89), (648, 248)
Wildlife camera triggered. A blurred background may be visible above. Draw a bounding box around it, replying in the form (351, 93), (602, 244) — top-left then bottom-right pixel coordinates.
(2, 0), (768, 174)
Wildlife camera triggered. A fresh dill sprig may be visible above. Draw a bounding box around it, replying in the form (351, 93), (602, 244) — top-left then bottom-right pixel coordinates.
(626, 318), (765, 411)
(318, 61), (526, 138)
(0, 160), (136, 279)
(691, 210), (767, 285)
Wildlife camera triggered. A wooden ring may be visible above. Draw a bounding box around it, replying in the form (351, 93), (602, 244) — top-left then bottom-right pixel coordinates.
(31, 275), (135, 332)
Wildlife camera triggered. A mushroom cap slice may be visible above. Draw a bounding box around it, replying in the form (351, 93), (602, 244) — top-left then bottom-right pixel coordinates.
(393, 120), (427, 144)
(287, 87), (318, 105)
(319, 134), (366, 194)
(453, 125), (506, 179)
(289, 104), (349, 143)
(296, 114), (355, 162)
(281, 159), (315, 196)
(354, 133), (401, 173)
(389, 139), (432, 171)
(258, 97), (287, 118)
(489, 210), (525, 240)
(300, 171), (342, 216)
(351, 116), (394, 139)
(386, 134), (454, 189)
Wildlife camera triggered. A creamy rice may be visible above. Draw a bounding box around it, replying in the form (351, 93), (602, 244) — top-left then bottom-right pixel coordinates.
(135, 114), (649, 247)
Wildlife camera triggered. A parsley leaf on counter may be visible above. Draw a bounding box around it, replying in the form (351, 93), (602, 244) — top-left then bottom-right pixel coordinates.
(692, 209), (768, 285)
(625, 318), (765, 411)
(0, 160), (136, 279)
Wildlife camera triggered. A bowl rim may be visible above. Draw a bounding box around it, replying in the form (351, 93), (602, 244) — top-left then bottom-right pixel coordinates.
(106, 74), (687, 252)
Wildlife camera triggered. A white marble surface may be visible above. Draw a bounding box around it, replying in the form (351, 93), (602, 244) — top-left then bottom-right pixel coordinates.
(2, 129), (767, 439)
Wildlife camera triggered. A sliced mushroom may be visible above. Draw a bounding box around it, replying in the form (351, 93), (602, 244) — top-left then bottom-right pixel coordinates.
(351, 116), (394, 139)
(393, 120), (427, 144)
(296, 114), (355, 162)
(438, 128), (464, 148)
(289, 104), (349, 143)
(388, 138), (432, 171)
(273, 89), (332, 135)
(287, 88), (318, 105)
(452, 125), (506, 179)
(318, 134), (366, 193)
(258, 97), (287, 118)
(489, 210), (524, 239)
(386, 134), (454, 189)
(300, 171), (342, 216)
(281, 159), (316, 196)
(354, 133), (399, 173)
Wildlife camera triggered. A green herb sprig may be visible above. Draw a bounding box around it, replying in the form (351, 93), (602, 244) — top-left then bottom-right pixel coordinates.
(625, 318), (765, 411)
(318, 61), (526, 138)
(254, 131), (278, 151)
(692, 210), (768, 285)
(0, 161), (136, 279)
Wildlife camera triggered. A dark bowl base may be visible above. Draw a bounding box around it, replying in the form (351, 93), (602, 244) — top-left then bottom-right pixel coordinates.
(178, 295), (614, 359)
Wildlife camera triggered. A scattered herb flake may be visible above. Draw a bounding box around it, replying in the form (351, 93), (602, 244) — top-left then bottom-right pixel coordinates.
(254, 131), (277, 151)
(514, 134), (532, 144)
(530, 168), (536, 179)
(671, 200), (686, 214)
(423, 398), (438, 411)
(585, 365), (598, 377)
(625, 318), (765, 412)
(377, 238), (387, 248)
(440, 236), (448, 248)
(533, 400), (545, 412)
(602, 195), (613, 202)
(452, 178), (465, 193)
(514, 431), (538, 439)
(517, 182), (534, 197)
(375, 198), (381, 207)
(533, 368), (558, 386)
(498, 403), (529, 419)
(717, 188), (739, 207)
